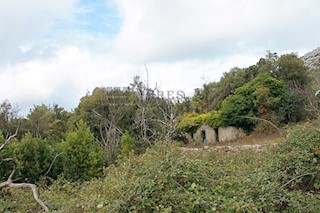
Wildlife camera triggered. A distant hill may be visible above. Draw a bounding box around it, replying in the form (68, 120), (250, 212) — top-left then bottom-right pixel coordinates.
(301, 47), (320, 70)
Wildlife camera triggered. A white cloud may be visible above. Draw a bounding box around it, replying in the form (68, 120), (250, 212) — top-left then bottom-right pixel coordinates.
(0, 0), (78, 64)
(0, 0), (320, 115)
(0, 46), (138, 114)
(113, 0), (320, 62)
(0, 45), (263, 115)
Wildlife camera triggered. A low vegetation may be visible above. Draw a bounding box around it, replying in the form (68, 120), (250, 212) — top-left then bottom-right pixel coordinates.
(1, 122), (320, 212)
(1, 49), (320, 211)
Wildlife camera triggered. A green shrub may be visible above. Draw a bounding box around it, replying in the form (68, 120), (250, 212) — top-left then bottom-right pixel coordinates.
(177, 111), (221, 133)
(176, 112), (203, 133)
(269, 124), (320, 191)
(60, 120), (103, 181)
(220, 73), (296, 131)
(120, 131), (136, 157)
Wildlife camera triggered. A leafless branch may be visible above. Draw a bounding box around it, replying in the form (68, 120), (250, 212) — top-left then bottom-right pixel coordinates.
(239, 115), (283, 136)
(43, 152), (62, 177)
(0, 126), (19, 151)
(281, 173), (313, 189)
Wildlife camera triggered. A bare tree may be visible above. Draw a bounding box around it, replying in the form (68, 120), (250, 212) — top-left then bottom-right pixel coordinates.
(131, 75), (181, 144)
(92, 107), (124, 165)
(0, 128), (49, 212)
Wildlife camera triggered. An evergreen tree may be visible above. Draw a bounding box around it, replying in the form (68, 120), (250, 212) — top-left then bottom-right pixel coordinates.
(61, 120), (103, 181)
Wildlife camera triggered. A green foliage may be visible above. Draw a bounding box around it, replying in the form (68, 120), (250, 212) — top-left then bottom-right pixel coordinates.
(0, 132), (59, 183)
(26, 104), (70, 142)
(60, 120), (103, 181)
(177, 111), (221, 133)
(176, 112), (202, 133)
(220, 93), (254, 130)
(45, 104), (71, 143)
(0, 132), (13, 182)
(220, 73), (295, 131)
(120, 131), (136, 157)
(2, 123), (320, 212)
(177, 110), (222, 133)
(74, 87), (136, 137)
(271, 53), (310, 89)
(192, 67), (251, 112)
(192, 52), (310, 117)
(269, 124), (320, 191)
(27, 104), (52, 138)
(12, 133), (56, 183)
(0, 100), (21, 138)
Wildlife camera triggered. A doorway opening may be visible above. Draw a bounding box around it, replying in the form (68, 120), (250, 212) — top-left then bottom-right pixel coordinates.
(201, 130), (207, 145)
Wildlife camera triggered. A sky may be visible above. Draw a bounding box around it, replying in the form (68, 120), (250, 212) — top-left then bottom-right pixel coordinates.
(0, 0), (319, 116)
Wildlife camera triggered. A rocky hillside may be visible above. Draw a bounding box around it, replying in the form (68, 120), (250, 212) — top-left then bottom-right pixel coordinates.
(302, 47), (320, 70)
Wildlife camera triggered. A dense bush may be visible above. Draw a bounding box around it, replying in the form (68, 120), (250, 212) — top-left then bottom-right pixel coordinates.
(220, 73), (296, 131)
(60, 120), (103, 181)
(0, 132), (61, 183)
(177, 111), (221, 133)
(269, 124), (320, 192)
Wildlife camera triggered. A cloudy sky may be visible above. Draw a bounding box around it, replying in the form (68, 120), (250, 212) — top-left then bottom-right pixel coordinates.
(0, 0), (319, 115)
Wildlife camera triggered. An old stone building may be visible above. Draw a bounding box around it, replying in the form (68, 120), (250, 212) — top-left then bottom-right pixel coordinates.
(191, 125), (245, 145)
(218, 126), (246, 143)
(194, 125), (218, 145)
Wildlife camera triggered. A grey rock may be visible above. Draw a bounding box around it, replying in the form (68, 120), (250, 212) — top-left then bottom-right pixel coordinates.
(301, 47), (320, 70)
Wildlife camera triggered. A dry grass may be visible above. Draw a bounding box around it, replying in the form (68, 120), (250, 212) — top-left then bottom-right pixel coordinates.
(221, 131), (283, 146)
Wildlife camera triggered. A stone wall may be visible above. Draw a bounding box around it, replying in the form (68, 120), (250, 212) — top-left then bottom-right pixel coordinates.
(218, 126), (245, 143)
(194, 125), (218, 145)
(191, 125), (245, 144)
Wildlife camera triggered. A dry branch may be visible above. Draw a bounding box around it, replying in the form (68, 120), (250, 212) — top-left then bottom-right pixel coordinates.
(280, 173), (313, 189)
(239, 116), (283, 136)
(0, 127), (18, 151)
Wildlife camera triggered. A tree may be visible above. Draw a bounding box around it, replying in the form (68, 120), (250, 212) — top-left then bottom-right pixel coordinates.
(45, 104), (71, 143)
(130, 76), (181, 143)
(13, 132), (58, 183)
(60, 120), (103, 181)
(220, 73), (295, 131)
(0, 129), (49, 212)
(192, 66), (262, 113)
(27, 104), (52, 138)
(0, 100), (20, 137)
(75, 87), (136, 165)
(120, 131), (136, 157)
(191, 52), (310, 115)
(270, 53), (309, 89)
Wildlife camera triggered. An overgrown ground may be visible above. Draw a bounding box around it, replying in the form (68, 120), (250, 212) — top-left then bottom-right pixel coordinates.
(1, 122), (320, 212)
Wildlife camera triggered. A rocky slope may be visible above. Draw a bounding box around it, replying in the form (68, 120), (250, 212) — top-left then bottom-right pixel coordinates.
(302, 47), (320, 70)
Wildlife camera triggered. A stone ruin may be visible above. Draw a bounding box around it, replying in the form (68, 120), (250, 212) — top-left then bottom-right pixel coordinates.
(190, 125), (245, 145)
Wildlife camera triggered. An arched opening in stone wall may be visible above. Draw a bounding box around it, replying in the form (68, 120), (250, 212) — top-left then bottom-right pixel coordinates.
(201, 130), (207, 145)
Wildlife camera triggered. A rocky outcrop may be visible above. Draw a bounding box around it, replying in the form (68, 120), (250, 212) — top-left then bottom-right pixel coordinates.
(301, 47), (320, 70)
